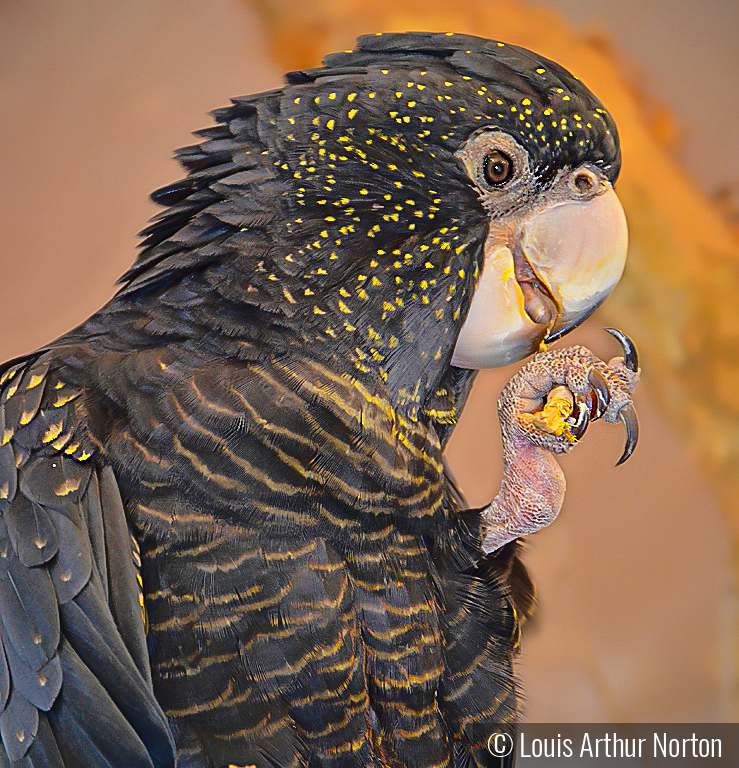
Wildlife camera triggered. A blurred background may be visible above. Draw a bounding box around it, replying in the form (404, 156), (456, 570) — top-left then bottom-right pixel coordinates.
(1, 0), (737, 723)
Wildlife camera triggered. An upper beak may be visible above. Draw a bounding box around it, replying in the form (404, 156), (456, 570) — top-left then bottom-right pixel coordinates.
(452, 183), (628, 368)
(521, 185), (628, 343)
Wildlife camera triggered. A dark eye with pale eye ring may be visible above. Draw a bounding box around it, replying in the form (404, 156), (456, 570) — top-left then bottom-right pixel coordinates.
(483, 150), (514, 186)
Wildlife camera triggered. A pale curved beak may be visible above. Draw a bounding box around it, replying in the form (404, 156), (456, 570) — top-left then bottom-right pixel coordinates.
(452, 185), (628, 368)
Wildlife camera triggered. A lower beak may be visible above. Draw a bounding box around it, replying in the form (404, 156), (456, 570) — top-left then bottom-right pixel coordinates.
(452, 185), (628, 368)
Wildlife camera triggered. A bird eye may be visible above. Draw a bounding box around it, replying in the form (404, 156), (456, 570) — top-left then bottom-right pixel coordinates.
(483, 150), (514, 186)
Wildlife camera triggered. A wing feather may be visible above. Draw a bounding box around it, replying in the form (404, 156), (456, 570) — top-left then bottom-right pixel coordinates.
(0, 355), (174, 767)
(5, 499), (58, 568)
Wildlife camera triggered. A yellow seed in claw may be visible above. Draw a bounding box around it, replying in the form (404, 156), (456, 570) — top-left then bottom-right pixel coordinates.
(532, 392), (574, 437)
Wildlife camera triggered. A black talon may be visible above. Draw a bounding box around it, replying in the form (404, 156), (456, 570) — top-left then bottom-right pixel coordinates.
(569, 396), (590, 440)
(588, 368), (610, 418)
(586, 387), (606, 420)
(585, 391), (598, 419)
(616, 404), (639, 465)
(605, 328), (639, 372)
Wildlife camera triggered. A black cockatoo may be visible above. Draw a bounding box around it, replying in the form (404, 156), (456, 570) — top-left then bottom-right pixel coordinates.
(0, 32), (639, 768)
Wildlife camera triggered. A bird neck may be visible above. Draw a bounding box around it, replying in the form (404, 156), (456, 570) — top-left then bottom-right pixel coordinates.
(75, 261), (476, 440)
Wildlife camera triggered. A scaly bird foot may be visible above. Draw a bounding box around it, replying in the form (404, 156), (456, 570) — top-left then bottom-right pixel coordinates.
(508, 329), (640, 463)
(481, 330), (640, 553)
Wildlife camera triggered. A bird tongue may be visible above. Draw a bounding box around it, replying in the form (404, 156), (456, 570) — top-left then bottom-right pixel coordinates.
(512, 243), (559, 327)
(519, 280), (558, 326)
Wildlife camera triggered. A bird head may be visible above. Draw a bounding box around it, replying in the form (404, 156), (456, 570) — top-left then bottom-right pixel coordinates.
(127, 32), (627, 411)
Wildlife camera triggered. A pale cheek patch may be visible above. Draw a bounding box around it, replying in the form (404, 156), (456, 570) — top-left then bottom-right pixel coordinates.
(452, 244), (541, 368)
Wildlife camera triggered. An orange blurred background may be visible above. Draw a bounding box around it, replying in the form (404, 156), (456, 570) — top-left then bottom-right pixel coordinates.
(1, 0), (736, 723)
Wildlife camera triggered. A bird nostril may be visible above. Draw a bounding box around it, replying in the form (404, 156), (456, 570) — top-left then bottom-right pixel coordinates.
(574, 172), (595, 194)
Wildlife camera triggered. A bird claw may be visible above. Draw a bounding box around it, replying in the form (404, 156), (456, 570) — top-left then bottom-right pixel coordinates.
(616, 403), (639, 465)
(567, 396), (590, 441)
(605, 327), (639, 372)
(531, 329), (640, 463)
(588, 330), (640, 463)
(587, 368), (610, 419)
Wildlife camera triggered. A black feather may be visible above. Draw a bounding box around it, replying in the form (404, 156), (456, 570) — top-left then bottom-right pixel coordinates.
(149, 180), (196, 207)
(0, 445), (17, 512)
(22, 716), (65, 768)
(0, 636), (9, 712)
(0, 689), (38, 762)
(0, 620), (61, 711)
(48, 514), (92, 605)
(0, 555), (59, 669)
(98, 467), (151, 685)
(5, 497), (58, 567)
(46, 642), (156, 768)
(59, 591), (173, 766)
